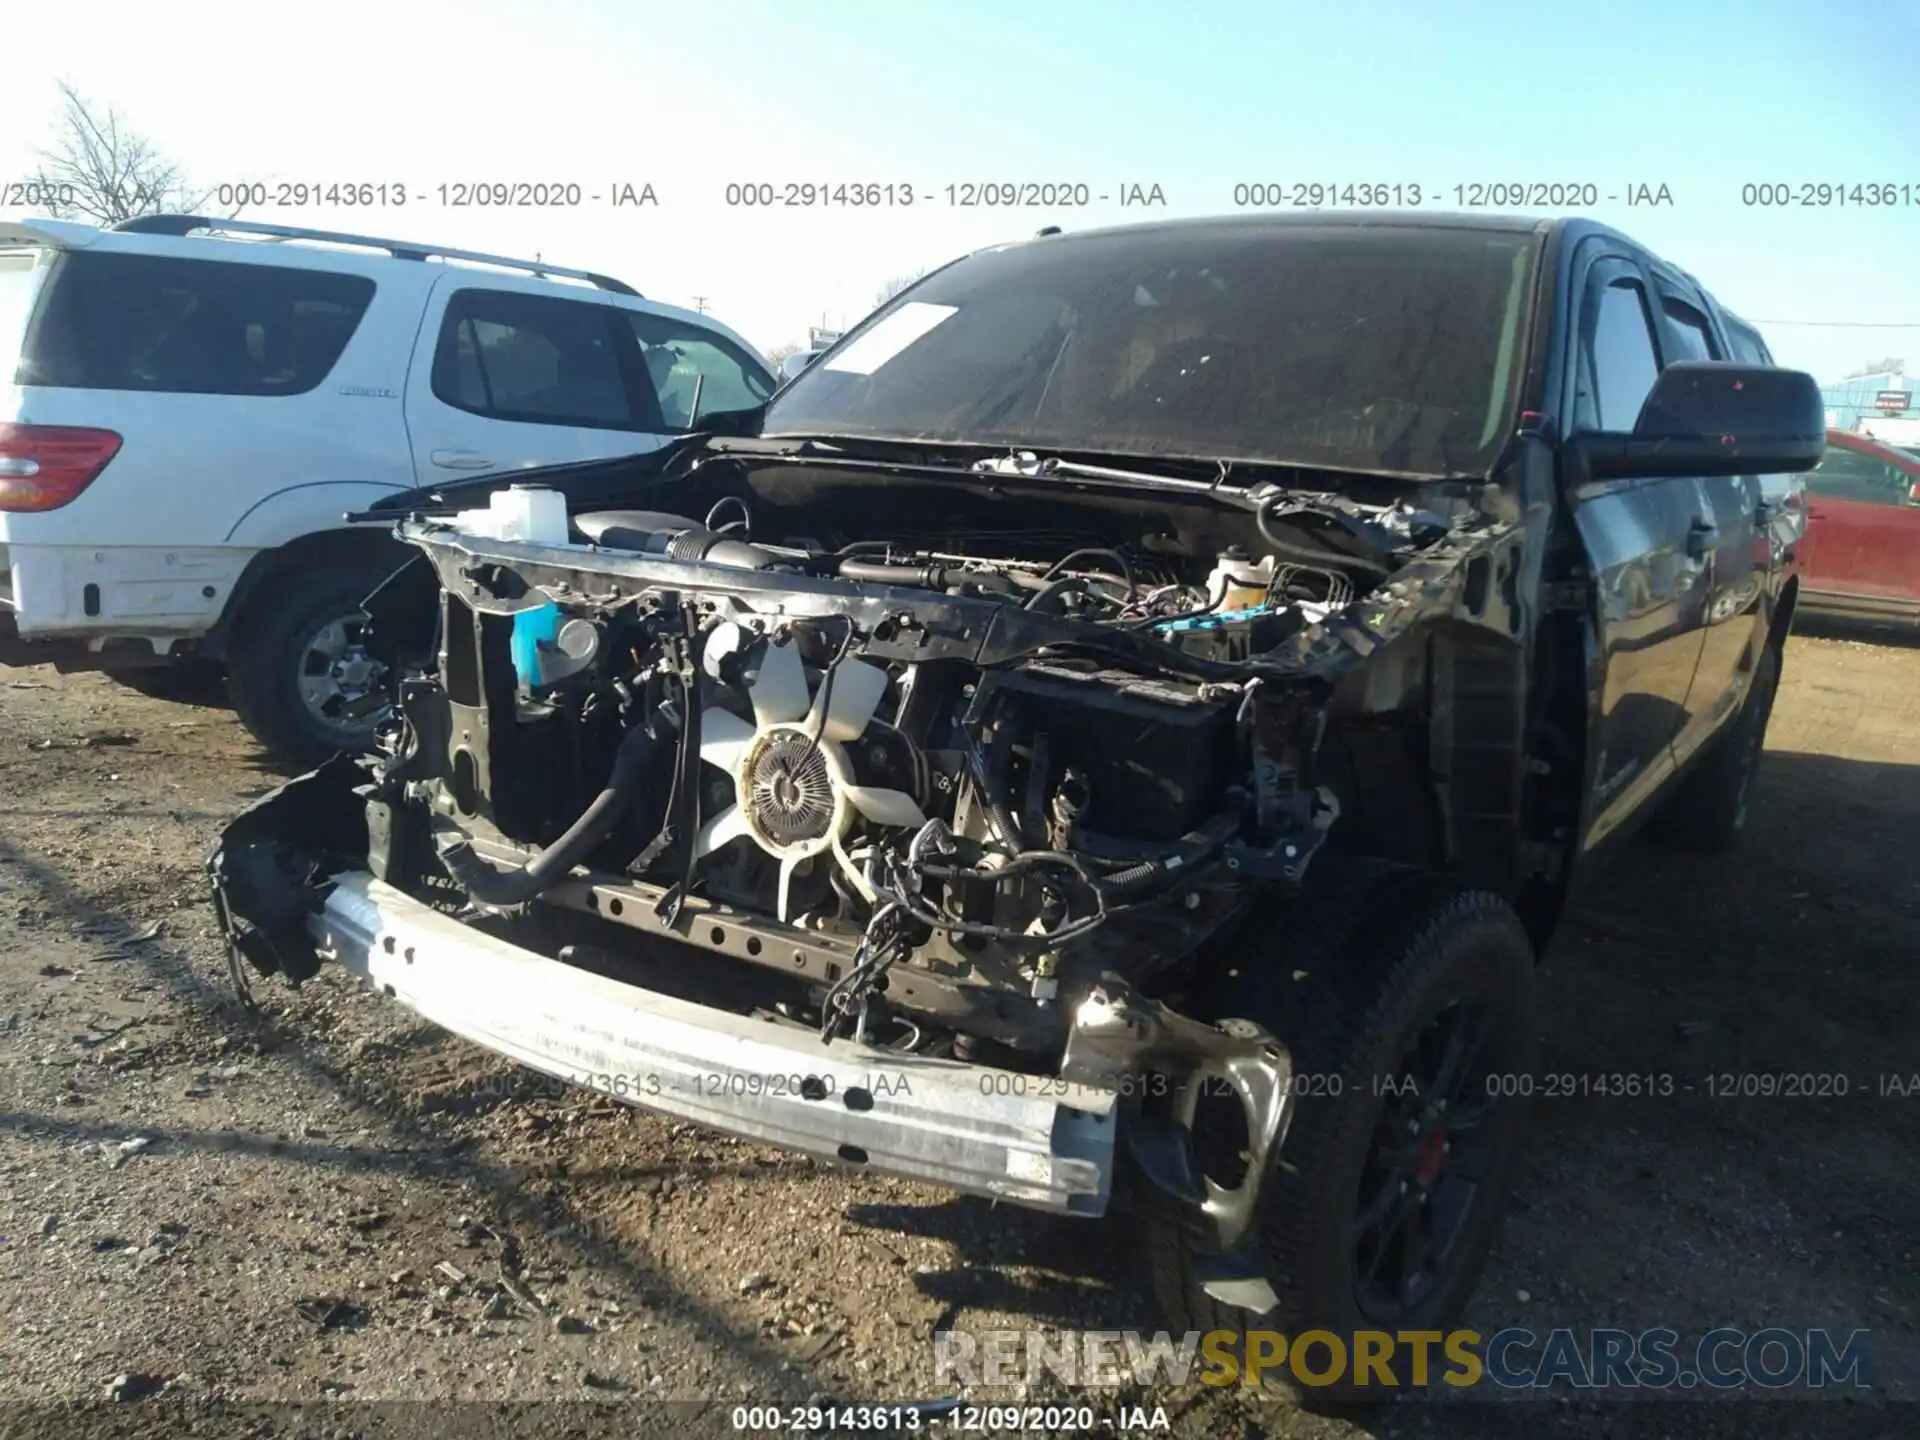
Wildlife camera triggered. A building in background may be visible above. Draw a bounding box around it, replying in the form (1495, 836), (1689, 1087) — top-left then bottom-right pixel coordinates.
(1822, 359), (1912, 432)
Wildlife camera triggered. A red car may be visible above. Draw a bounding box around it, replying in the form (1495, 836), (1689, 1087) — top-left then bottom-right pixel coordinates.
(1797, 428), (1920, 625)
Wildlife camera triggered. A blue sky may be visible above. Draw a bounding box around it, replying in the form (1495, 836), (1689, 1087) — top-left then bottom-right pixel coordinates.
(5, 0), (1916, 380)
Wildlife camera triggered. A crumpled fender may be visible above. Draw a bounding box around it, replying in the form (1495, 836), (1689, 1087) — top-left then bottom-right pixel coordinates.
(207, 752), (371, 986)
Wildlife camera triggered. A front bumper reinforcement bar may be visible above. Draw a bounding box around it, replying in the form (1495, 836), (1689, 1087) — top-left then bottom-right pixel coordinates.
(311, 871), (1117, 1215)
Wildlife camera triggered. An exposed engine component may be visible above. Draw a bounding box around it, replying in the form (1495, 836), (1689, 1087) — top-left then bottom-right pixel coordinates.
(692, 623), (926, 919)
(575, 509), (782, 569)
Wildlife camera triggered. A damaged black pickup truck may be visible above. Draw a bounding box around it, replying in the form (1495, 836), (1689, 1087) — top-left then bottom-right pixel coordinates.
(211, 214), (1823, 1385)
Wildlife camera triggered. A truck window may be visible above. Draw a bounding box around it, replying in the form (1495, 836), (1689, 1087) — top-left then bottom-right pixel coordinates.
(1579, 279), (1661, 432)
(18, 251), (374, 397)
(1721, 323), (1795, 500)
(1724, 325), (1772, 366)
(1660, 298), (1720, 362)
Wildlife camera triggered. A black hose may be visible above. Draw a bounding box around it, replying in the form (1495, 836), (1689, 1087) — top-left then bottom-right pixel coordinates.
(876, 850), (1110, 949)
(1043, 547), (1137, 600)
(436, 723), (662, 906)
(791, 616), (857, 777)
(1021, 575), (1088, 613)
(1257, 500), (1390, 577)
(916, 849), (1099, 886)
(1099, 858), (1160, 891)
(838, 559), (949, 588)
(1124, 593), (1223, 630)
(1091, 809), (1242, 897)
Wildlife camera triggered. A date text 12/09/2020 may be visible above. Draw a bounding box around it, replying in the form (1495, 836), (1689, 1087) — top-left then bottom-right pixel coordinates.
(1228, 182), (1675, 208)
(206, 181), (661, 209)
(484, 1067), (1920, 1105)
(28, 177), (1920, 215)
(199, 180), (1170, 211)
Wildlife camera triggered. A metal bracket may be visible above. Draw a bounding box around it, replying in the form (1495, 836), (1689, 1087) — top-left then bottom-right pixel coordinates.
(1060, 983), (1295, 1256)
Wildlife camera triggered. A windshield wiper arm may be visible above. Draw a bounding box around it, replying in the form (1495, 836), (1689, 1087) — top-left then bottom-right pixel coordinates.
(970, 452), (1249, 501)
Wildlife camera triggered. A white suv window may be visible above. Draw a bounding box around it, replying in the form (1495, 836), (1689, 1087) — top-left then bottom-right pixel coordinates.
(627, 312), (774, 428)
(432, 288), (635, 428)
(430, 287), (774, 433)
(18, 252), (375, 396)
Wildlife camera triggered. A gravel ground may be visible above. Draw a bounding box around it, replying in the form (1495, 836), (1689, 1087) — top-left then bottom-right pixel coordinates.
(0, 631), (1915, 1439)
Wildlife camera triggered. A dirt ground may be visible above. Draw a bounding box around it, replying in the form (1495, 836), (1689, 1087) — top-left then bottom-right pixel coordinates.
(0, 630), (1914, 1439)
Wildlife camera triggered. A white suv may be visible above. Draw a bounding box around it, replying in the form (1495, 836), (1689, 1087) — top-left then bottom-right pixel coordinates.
(0, 214), (775, 760)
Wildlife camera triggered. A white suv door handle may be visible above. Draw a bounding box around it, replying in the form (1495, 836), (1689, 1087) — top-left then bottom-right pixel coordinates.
(431, 448), (495, 471)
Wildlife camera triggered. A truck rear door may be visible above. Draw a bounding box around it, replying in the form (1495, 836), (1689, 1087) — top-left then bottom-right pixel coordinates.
(1651, 276), (1768, 767)
(1560, 248), (1711, 851)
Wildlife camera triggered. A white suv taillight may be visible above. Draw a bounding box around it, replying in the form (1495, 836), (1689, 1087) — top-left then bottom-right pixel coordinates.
(0, 424), (123, 511)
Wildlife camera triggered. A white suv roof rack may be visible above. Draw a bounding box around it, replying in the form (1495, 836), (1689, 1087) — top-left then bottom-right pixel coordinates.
(109, 214), (642, 296)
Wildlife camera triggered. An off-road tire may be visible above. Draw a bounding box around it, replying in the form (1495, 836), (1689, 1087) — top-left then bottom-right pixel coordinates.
(1145, 856), (1537, 1402)
(225, 564), (390, 767)
(1658, 643), (1781, 854)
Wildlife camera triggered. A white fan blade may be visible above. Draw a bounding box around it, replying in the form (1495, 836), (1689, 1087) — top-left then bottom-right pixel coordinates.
(701, 621), (747, 681)
(812, 658), (888, 742)
(843, 785), (926, 830)
(776, 852), (804, 922)
(698, 707), (757, 776)
(749, 639), (811, 727)
(693, 803), (750, 858)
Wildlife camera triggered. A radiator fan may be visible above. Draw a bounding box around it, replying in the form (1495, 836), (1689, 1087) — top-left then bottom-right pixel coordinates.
(692, 624), (925, 920)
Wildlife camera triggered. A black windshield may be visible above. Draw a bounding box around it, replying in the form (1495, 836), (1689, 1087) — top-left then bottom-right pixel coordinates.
(763, 221), (1540, 478)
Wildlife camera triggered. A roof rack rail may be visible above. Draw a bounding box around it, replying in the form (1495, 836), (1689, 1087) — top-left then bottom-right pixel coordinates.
(109, 214), (641, 296)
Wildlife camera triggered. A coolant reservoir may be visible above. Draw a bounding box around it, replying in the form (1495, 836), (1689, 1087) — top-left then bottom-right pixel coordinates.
(453, 485), (569, 543)
(494, 485), (569, 544)
(1207, 549), (1277, 610)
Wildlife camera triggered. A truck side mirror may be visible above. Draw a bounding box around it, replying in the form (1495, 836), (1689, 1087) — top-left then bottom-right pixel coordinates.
(1571, 363), (1826, 480)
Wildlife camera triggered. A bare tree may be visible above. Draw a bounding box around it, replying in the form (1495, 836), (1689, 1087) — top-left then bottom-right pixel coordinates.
(28, 81), (228, 224)
(766, 340), (806, 366)
(874, 268), (930, 306)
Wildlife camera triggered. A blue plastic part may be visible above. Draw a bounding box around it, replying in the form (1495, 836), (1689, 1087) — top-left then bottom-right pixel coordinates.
(1152, 604), (1277, 633)
(510, 603), (561, 688)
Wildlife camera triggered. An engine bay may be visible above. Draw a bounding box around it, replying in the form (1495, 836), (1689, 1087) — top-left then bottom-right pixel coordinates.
(296, 451), (1506, 1062)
